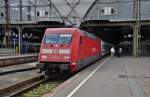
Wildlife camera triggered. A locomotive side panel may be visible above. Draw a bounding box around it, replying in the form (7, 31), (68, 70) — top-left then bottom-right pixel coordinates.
(69, 29), (80, 73)
(78, 34), (101, 70)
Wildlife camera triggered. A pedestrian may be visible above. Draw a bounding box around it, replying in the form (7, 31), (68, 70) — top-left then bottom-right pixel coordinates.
(118, 47), (122, 57)
(110, 47), (115, 57)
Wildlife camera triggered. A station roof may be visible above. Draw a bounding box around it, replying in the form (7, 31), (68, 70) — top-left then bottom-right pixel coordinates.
(50, 0), (95, 26)
(0, 0), (96, 27)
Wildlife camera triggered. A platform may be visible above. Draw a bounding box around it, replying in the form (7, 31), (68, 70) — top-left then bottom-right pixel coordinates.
(0, 62), (36, 74)
(0, 54), (38, 60)
(43, 56), (150, 97)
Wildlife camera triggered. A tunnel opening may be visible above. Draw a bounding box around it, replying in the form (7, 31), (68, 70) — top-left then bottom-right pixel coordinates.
(89, 26), (133, 56)
(140, 26), (150, 56)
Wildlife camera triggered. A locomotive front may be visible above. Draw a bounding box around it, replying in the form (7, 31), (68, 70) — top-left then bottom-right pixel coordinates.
(37, 30), (73, 76)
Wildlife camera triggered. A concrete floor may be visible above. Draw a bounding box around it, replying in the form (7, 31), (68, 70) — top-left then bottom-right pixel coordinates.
(43, 56), (150, 97)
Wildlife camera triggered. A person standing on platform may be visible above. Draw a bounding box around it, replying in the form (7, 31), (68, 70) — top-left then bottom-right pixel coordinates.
(118, 47), (122, 57)
(110, 47), (115, 57)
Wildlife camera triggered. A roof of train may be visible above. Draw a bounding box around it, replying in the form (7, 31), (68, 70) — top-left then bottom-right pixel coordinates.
(45, 28), (80, 33)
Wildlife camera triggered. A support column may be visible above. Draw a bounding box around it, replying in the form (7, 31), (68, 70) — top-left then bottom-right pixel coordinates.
(19, 0), (22, 21)
(18, 26), (23, 55)
(18, 0), (23, 55)
(34, 0), (37, 21)
(133, 0), (141, 57)
(49, 0), (52, 21)
(133, 25), (139, 57)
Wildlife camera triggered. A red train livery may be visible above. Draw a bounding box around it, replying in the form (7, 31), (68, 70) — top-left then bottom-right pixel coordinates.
(36, 28), (102, 76)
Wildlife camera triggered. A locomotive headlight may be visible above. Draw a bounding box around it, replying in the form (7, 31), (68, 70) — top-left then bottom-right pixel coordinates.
(42, 49), (52, 54)
(41, 55), (47, 59)
(59, 49), (70, 54)
(64, 56), (70, 60)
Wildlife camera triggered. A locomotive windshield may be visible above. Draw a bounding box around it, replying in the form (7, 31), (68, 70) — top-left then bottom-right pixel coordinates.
(45, 33), (72, 44)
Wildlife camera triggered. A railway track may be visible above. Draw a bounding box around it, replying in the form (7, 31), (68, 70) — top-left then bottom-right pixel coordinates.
(0, 71), (66, 97)
(0, 75), (66, 97)
(0, 55), (65, 97)
(0, 74), (46, 97)
(0, 54), (109, 97)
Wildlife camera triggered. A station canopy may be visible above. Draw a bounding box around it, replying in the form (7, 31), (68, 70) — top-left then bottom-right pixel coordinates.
(0, 0), (95, 27)
(49, 0), (95, 26)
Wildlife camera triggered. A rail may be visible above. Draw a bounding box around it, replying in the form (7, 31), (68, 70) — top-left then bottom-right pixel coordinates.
(0, 75), (45, 97)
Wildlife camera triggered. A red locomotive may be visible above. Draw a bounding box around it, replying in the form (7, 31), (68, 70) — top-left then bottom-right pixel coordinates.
(37, 28), (102, 76)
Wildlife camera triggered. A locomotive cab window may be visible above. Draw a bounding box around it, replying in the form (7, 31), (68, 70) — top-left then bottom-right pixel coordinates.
(45, 34), (59, 44)
(44, 33), (72, 44)
(58, 34), (72, 44)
